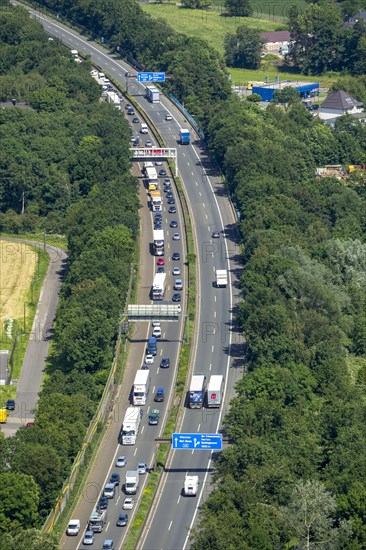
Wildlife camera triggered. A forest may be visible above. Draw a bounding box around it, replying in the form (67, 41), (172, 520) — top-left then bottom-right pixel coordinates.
(0, 5), (138, 547)
(1, 0), (366, 547)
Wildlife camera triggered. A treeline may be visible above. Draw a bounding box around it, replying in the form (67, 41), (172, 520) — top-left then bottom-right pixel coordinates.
(32, 0), (231, 121)
(0, 6), (138, 544)
(191, 98), (366, 548)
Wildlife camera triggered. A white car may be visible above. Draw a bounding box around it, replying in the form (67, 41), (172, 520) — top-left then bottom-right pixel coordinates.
(83, 530), (94, 545)
(152, 321), (161, 328)
(123, 498), (134, 510)
(137, 462), (148, 475)
(165, 114), (172, 121)
(152, 326), (162, 338)
(116, 455), (126, 467)
(172, 267), (181, 276)
(145, 354), (154, 365)
(173, 232), (180, 241)
(66, 519), (80, 536)
(155, 160), (163, 166)
(174, 279), (183, 291)
(104, 483), (115, 498)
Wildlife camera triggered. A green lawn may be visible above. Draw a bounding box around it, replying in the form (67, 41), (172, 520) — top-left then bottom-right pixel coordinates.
(142, 4), (288, 55)
(229, 66), (337, 88)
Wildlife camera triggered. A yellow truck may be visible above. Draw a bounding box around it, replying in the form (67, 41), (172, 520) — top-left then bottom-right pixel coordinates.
(0, 409), (7, 423)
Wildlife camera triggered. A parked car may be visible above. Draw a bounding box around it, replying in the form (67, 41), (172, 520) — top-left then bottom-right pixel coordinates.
(83, 530), (94, 545)
(5, 400), (15, 410)
(116, 456), (126, 468)
(137, 463), (148, 475)
(160, 357), (170, 369)
(116, 513), (128, 527)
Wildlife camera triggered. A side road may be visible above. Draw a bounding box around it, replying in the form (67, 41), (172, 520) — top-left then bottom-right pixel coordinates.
(0, 239), (67, 436)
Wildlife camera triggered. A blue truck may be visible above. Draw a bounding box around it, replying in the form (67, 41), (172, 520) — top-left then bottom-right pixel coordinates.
(147, 336), (157, 355)
(180, 129), (190, 145)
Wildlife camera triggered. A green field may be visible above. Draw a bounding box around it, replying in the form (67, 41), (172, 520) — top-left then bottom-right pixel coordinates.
(142, 4), (288, 55)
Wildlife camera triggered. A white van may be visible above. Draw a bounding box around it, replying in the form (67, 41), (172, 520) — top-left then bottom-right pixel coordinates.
(66, 519), (80, 535)
(140, 123), (148, 134)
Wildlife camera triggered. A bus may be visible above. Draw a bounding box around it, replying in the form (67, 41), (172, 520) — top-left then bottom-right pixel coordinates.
(206, 375), (224, 408)
(188, 374), (206, 409)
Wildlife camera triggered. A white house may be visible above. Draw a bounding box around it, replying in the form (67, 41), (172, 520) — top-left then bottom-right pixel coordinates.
(319, 90), (365, 125)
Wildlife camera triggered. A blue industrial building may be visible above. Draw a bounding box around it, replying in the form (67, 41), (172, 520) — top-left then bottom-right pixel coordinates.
(252, 80), (319, 102)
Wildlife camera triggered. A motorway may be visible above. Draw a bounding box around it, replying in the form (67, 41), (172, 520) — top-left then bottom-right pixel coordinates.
(21, 7), (244, 549)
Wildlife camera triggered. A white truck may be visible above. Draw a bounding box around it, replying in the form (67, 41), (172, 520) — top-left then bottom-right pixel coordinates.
(152, 272), (166, 301)
(125, 470), (139, 494)
(206, 375), (224, 408)
(153, 229), (164, 256)
(132, 369), (150, 406)
(184, 475), (199, 496)
(105, 91), (121, 106)
(70, 49), (78, 59)
(121, 406), (141, 445)
(88, 509), (107, 533)
(215, 269), (228, 288)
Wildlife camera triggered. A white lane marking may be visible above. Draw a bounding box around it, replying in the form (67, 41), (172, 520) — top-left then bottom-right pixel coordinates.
(191, 449), (194, 455)
(147, 406), (151, 414)
(197, 424), (201, 431)
(177, 495), (181, 504)
(212, 345), (214, 353)
(106, 521), (110, 530)
(214, 295), (217, 302)
(134, 448), (137, 456)
(209, 363), (212, 371)
(205, 214), (208, 219)
(141, 426), (145, 434)
(168, 521), (173, 531)
(195, 181), (198, 186)
(214, 311), (216, 318)
(199, 192), (202, 197)
(116, 495), (120, 505)
(202, 203), (205, 208)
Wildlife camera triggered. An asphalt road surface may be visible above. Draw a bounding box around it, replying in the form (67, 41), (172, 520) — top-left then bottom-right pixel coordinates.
(1, 240), (67, 436)
(17, 7), (244, 549)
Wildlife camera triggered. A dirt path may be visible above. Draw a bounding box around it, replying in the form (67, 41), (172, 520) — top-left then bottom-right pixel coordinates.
(0, 241), (37, 323)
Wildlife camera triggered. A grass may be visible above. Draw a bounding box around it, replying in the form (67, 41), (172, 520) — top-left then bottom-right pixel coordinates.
(142, 4), (287, 55)
(0, 232), (67, 250)
(0, 246), (49, 405)
(229, 66), (338, 88)
(159, 0), (305, 19)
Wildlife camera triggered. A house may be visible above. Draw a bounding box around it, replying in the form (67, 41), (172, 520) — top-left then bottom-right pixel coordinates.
(343, 10), (366, 29)
(260, 31), (291, 55)
(319, 89), (365, 124)
(0, 351), (10, 386)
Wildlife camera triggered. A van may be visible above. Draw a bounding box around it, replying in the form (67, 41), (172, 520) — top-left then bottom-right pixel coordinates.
(103, 483), (115, 499)
(66, 519), (80, 536)
(147, 336), (157, 355)
(140, 123), (148, 134)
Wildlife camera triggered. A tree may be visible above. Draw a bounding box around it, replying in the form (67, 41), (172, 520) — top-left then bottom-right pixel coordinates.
(0, 529), (58, 550)
(224, 27), (264, 68)
(281, 479), (352, 549)
(0, 472), (39, 533)
(225, 0), (252, 17)
(272, 87), (301, 110)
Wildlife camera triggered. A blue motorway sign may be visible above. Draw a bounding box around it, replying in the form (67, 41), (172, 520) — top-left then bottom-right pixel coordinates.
(172, 433), (222, 450)
(137, 72), (165, 83)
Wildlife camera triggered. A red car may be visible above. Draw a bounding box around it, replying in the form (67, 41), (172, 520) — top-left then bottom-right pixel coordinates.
(157, 258), (165, 266)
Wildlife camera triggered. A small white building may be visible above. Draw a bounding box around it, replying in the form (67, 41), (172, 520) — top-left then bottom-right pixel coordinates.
(260, 31), (291, 55)
(319, 90), (365, 125)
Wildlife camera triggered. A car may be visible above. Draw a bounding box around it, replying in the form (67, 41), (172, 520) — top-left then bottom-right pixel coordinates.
(212, 231), (220, 238)
(66, 519), (80, 536)
(137, 462), (148, 475)
(164, 187), (171, 193)
(170, 220), (178, 228)
(102, 541), (114, 550)
(125, 103), (131, 110)
(123, 498), (134, 510)
(5, 400), (15, 411)
(172, 293), (181, 302)
(145, 354), (154, 365)
(154, 387), (165, 402)
(173, 232), (180, 240)
(166, 192), (174, 198)
(98, 495), (109, 510)
(125, 71), (132, 77)
(154, 213), (162, 221)
(152, 321), (161, 328)
(159, 168), (167, 176)
(127, 109), (135, 115)
(167, 198), (175, 205)
(132, 117), (139, 123)
(164, 178), (171, 185)
(157, 258), (165, 266)
(154, 222), (162, 230)
(145, 140), (152, 147)
(131, 135), (137, 142)
(172, 252), (180, 261)
(155, 160), (163, 166)
(172, 266), (181, 276)
(169, 206), (177, 214)
(83, 530), (94, 545)
(26, 422), (34, 427)
(104, 483), (115, 498)
(160, 357), (170, 369)
(116, 456), (126, 468)
(152, 326), (162, 338)
(132, 139), (140, 146)
(156, 266), (165, 273)
(149, 409), (160, 426)
(141, 363), (149, 370)
(174, 279), (183, 291)
(166, 114), (173, 121)
(116, 513), (128, 527)
(110, 472), (120, 486)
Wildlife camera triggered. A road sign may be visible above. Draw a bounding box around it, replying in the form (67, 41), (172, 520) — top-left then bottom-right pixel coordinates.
(172, 433), (222, 450)
(137, 72), (165, 83)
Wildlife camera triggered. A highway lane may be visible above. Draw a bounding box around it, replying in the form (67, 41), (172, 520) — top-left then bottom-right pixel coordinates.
(20, 9), (243, 548)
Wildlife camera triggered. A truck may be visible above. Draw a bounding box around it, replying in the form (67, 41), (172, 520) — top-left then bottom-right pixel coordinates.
(184, 475), (199, 496)
(215, 269), (228, 288)
(146, 86), (160, 103)
(147, 336), (157, 355)
(121, 406), (141, 445)
(70, 49), (79, 59)
(150, 190), (162, 212)
(0, 409), (7, 423)
(152, 273), (166, 301)
(125, 470), (139, 494)
(153, 229), (164, 256)
(146, 166), (158, 190)
(180, 129), (190, 145)
(132, 370), (150, 406)
(206, 375), (224, 408)
(105, 91), (121, 106)
(88, 509), (108, 533)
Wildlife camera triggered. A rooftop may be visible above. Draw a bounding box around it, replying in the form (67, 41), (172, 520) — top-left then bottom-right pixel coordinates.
(254, 80), (318, 90)
(321, 90), (363, 111)
(260, 31), (291, 43)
